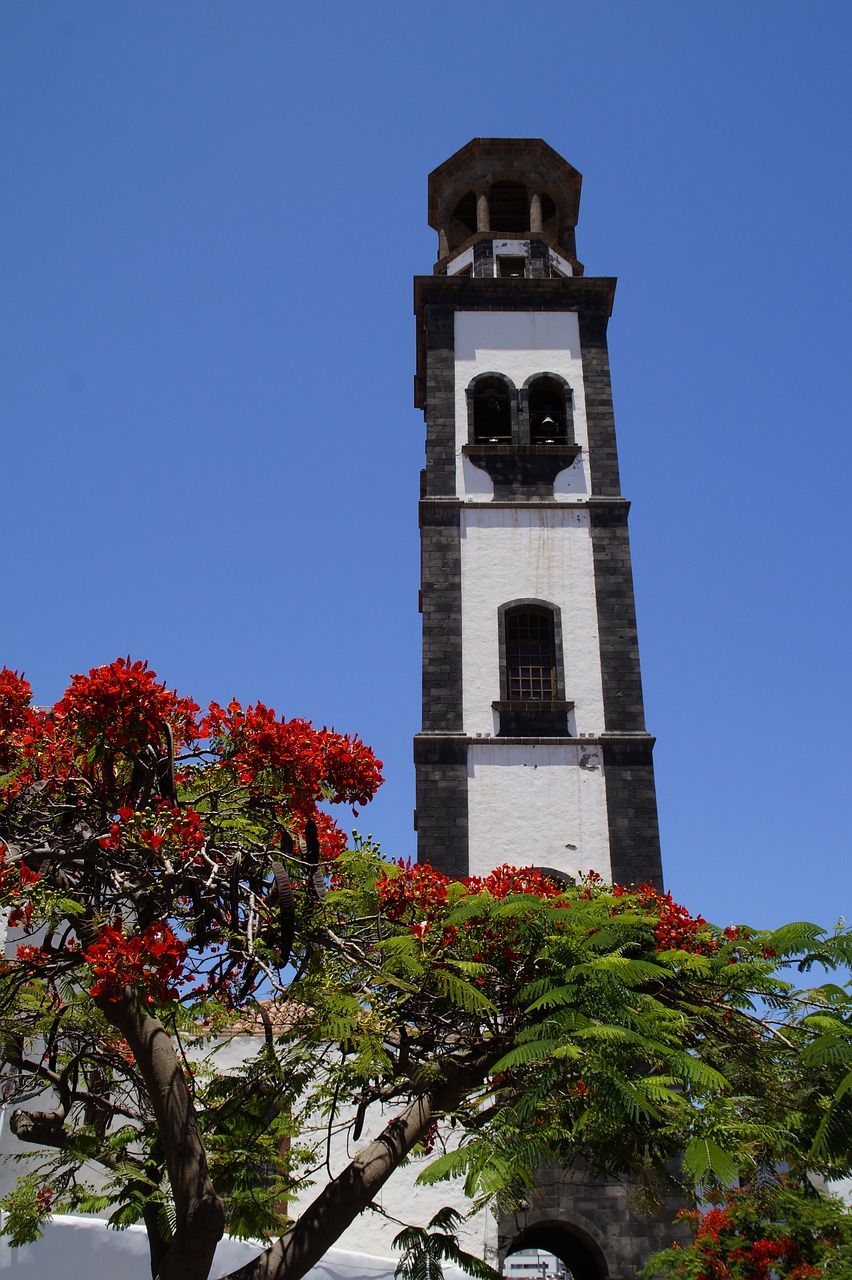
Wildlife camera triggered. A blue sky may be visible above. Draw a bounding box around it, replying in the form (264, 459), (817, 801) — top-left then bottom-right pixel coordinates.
(2, 2), (850, 932)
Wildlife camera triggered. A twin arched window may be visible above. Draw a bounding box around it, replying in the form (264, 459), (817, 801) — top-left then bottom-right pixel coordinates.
(468, 373), (573, 446)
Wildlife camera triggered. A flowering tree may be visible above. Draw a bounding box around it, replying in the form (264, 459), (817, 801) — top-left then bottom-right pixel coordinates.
(642, 1178), (852, 1279)
(1, 660), (852, 1280)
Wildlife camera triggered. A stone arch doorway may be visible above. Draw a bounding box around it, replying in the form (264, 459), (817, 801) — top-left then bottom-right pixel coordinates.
(505, 1221), (608, 1280)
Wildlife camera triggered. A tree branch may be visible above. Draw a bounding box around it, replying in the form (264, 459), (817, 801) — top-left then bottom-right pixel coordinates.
(221, 1054), (497, 1280)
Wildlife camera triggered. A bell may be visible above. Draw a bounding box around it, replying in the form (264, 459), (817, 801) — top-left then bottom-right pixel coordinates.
(540, 414), (557, 428)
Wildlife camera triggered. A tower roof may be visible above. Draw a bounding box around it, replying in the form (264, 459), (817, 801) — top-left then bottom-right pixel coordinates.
(427, 138), (583, 232)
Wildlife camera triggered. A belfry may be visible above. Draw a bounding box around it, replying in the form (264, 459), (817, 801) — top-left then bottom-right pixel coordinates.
(414, 138), (662, 894)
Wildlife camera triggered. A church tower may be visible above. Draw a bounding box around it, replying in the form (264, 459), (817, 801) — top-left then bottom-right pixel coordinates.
(412, 137), (688, 1280)
(414, 138), (662, 892)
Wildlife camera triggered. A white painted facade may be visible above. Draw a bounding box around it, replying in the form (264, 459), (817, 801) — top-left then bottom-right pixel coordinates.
(0, 1213), (471, 1280)
(454, 310), (590, 498)
(466, 741), (608, 882)
(453, 310), (612, 884)
(459, 509), (604, 738)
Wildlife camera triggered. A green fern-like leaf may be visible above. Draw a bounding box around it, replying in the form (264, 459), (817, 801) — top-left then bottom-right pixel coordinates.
(433, 969), (497, 1015)
(683, 1135), (739, 1185)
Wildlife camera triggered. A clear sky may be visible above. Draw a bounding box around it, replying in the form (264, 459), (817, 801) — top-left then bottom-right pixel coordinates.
(2, 2), (850, 932)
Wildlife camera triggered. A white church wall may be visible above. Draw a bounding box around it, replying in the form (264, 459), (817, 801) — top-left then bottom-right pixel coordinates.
(454, 310), (591, 498)
(459, 508), (606, 738)
(0, 1212), (472, 1280)
(466, 741), (610, 882)
(284, 1082), (497, 1267)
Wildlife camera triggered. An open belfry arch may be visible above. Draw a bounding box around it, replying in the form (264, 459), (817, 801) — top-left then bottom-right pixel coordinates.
(413, 139), (684, 1278)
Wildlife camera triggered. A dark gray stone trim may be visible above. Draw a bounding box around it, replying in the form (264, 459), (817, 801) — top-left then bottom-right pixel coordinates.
(462, 443), (582, 497)
(527, 238), (550, 278)
(422, 303), (456, 496)
(413, 735), (469, 877)
(473, 238), (494, 278)
(413, 275), (615, 411)
(602, 737), (663, 889)
(588, 504), (647, 734)
(419, 503), (462, 733)
(497, 1164), (691, 1279)
(578, 311), (621, 497)
(420, 497), (629, 512)
(415, 734), (589, 747)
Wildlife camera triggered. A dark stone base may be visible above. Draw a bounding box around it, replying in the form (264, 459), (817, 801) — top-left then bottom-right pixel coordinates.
(497, 1165), (692, 1280)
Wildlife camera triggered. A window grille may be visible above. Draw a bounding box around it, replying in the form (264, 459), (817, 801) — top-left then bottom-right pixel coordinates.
(506, 609), (555, 702)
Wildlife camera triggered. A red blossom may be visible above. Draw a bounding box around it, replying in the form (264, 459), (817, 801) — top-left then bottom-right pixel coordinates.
(419, 1121), (440, 1155)
(0, 668), (33, 770)
(377, 861), (450, 923)
(84, 921), (188, 1003)
(463, 865), (566, 900)
(202, 700), (382, 814)
(56, 657), (200, 757)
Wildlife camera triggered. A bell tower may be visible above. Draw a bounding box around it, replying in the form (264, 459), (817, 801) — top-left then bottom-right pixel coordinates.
(414, 138), (663, 892)
(412, 135), (688, 1280)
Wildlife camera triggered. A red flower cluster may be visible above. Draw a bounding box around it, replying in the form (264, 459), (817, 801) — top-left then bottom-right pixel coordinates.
(629, 883), (716, 955)
(377, 862), (564, 926)
(99, 802), (206, 860)
(56, 658), (200, 756)
(377, 862), (567, 972)
(0, 668), (33, 770)
(377, 861), (450, 923)
(84, 921), (188, 1003)
(0, 846), (41, 930)
(672, 1187), (831, 1280)
(0, 669), (72, 797)
(203, 699), (383, 811)
(465, 865), (566, 901)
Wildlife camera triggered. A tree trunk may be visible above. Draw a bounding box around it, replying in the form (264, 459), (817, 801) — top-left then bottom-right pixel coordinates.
(98, 990), (225, 1280)
(221, 1061), (488, 1280)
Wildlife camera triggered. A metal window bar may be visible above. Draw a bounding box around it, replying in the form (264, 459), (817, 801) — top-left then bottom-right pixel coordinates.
(506, 611), (555, 702)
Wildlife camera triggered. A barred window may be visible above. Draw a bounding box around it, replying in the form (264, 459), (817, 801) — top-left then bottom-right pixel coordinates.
(506, 608), (556, 702)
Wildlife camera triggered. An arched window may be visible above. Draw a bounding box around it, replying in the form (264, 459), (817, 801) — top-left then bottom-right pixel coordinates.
(527, 375), (571, 443)
(450, 191), (477, 249)
(471, 375), (513, 443)
(494, 602), (573, 736)
(506, 607), (556, 702)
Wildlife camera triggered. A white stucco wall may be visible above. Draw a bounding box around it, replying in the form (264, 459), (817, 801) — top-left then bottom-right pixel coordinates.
(206, 1039), (498, 1265)
(285, 1086), (497, 1267)
(0, 1032), (489, 1278)
(452, 310), (611, 882)
(0, 1213), (472, 1280)
(454, 310), (590, 499)
(459, 507), (605, 739)
(467, 741), (610, 882)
